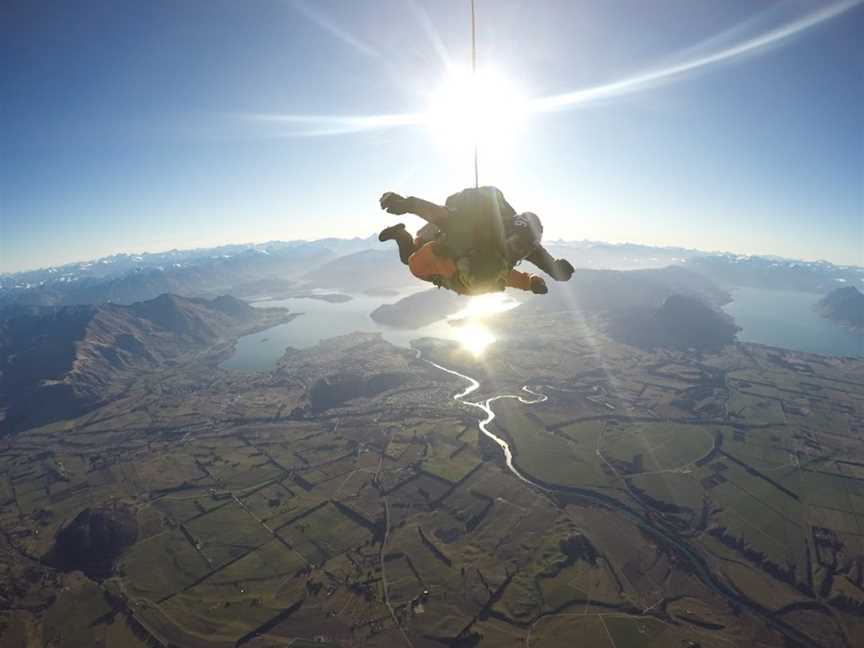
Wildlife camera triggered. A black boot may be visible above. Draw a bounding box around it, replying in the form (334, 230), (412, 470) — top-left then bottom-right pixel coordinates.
(379, 223), (416, 265)
(378, 222), (405, 242)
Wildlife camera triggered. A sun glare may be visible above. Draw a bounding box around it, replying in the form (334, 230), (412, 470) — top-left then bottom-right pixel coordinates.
(448, 293), (521, 321)
(446, 294), (522, 357)
(453, 321), (497, 357)
(425, 67), (528, 160)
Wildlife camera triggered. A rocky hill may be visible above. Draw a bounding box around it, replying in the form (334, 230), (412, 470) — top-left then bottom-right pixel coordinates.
(0, 294), (288, 432)
(370, 288), (466, 329)
(818, 286), (864, 332)
(273, 333), (419, 413)
(46, 505), (138, 579)
(608, 294), (739, 350)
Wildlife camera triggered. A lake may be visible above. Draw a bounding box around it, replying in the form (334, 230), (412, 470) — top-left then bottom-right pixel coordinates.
(221, 290), (520, 371)
(723, 287), (863, 358)
(223, 286), (862, 372)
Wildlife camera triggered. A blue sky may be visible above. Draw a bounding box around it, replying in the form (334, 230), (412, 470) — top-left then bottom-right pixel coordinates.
(1, 0), (862, 273)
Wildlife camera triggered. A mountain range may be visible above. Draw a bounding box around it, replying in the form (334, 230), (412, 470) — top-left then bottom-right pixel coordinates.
(0, 294), (289, 432)
(2, 237), (860, 309)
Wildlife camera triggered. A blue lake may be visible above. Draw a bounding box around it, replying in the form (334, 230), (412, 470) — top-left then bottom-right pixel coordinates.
(221, 290), (458, 371)
(222, 286), (863, 372)
(723, 287), (862, 358)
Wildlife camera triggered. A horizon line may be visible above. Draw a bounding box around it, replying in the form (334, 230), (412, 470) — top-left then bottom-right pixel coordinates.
(2, 234), (861, 278)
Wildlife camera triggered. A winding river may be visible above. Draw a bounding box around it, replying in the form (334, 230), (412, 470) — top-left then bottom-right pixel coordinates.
(420, 352), (823, 648)
(424, 357), (548, 488)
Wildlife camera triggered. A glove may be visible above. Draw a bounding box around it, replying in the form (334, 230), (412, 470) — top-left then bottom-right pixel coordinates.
(530, 275), (548, 295)
(380, 192), (410, 215)
(554, 259), (575, 281)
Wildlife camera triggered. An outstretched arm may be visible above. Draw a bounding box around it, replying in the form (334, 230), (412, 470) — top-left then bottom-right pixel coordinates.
(506, 270), (548, 294)
(380, 192), (449, 227)
(524, 245), (574, 281)
(406, 197), (449, 226)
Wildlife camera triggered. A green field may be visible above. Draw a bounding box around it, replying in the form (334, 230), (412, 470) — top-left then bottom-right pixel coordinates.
(600, 422), (716, 474)
(278, 502), (373, 563)
(493, 401), (610, 488)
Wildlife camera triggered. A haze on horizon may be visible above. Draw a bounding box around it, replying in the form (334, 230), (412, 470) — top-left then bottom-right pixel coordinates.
(2, 0), (862, 274)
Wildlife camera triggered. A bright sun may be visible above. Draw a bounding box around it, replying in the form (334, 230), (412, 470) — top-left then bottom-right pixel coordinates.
(425, 67), (528, 160)
(453, 322), (497, 357)
(447, 294), (521, 357)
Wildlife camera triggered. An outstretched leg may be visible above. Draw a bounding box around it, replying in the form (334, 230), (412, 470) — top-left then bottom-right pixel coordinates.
(378, 223), (416, 265)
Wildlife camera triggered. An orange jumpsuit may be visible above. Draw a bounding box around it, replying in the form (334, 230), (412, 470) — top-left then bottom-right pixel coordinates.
(407, 239), (535, 295)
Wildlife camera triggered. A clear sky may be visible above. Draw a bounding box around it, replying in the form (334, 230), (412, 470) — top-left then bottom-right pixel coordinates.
(1, 0), (862, 273)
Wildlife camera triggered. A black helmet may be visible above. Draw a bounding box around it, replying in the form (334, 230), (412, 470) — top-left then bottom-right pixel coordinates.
(510, 211), (542, 245)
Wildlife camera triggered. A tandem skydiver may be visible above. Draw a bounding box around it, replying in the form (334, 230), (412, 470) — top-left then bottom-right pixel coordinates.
(377, 186), (574, 296)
